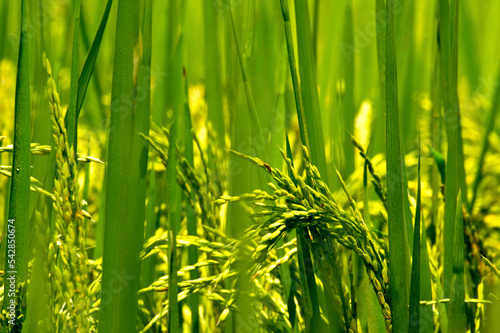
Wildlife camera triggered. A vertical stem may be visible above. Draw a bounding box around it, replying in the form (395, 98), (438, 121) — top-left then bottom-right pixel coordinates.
(443, 0), (466, 301)
(386, 0), (410, 331)
(342, 1), (355, 177)
(67, 0), (81, 152)
(204, 0), (225, 147)
(470, 67), (500, 210)
(279, 0), (309, 149)
(166, 118), (181, 333)
(449, 190), (467, 332)
(2, 0), (30, 329)
(292, 0), (329, 184)
(229, 5), (267, 161)
(409, 145), (422, 333)
(183, 71), (199, 331)
(374, 0), (387, 154)
(98, 0), (137, 331)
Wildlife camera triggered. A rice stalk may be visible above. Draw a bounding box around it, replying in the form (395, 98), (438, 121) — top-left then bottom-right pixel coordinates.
(448, 190), (466, 332)
(166, 112), (181, 333)
(1, 0), (30, 329)
(386, 0), (410, 331)
(291, 0), (329, 183)
(409, 143), (422, 333)
(442, 0), (468, 304)
(419, 196), (434, 333)
(66, 0), (82, 151)
(119, 0), (152, 328)
(229, 4), (267, 162)
(98, 0), (138, 330)
(279, 0), (308, 149)
(470, 67), (500, 210)
(203, 0), (224, 148)
(182, 71), (200, 331)
(279, 0), (329, 186)
(341, 1), (355, 177)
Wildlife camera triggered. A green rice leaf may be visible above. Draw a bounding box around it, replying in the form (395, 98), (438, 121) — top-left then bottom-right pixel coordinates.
(443, 0), (468, 300)
(409, 142), (421, 333)
(429, 147), (446, 184)
(76, 0), (114, 117)
(98, 0), (138, 331)
(121, 0), (152, 330)
(385, 0), (410, 331)
(448, 190), (466, 332)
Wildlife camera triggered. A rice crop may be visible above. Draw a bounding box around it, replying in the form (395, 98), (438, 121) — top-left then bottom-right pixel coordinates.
(1, 0), (500, 332)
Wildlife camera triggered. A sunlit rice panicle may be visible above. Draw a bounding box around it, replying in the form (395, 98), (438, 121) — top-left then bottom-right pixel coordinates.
(43, 53), (90, 331)
(217, 146), (393, 331)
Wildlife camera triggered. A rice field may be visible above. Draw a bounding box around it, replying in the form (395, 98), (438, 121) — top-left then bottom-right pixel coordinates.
(0, 0), (500, 332)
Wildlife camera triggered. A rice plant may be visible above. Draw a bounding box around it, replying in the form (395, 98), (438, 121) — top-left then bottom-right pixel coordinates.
(1, 0), (500, 332)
